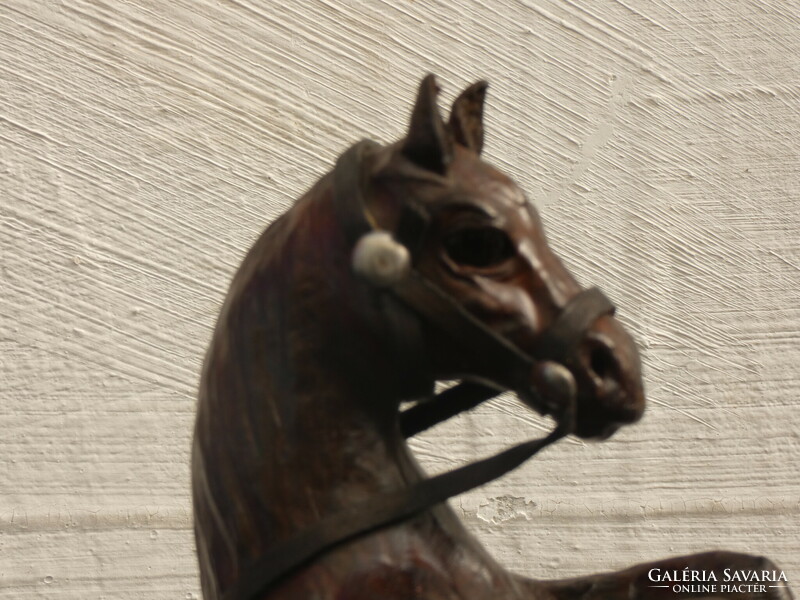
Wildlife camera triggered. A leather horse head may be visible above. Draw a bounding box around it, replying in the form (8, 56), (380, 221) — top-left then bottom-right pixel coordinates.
(340, 74), (645, 439)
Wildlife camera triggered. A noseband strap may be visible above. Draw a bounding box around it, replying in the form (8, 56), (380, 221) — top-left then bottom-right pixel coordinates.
(223, 140), (616, 599)
(532, 286), (615, 362)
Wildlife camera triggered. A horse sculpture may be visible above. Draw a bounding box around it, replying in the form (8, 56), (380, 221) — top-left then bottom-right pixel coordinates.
(192, 75), (792, 600)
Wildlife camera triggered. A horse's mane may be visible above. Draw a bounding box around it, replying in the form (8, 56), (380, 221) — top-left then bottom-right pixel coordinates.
(192, 172), (347, 595)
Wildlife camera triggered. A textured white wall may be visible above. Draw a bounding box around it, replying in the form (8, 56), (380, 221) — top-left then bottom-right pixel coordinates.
(2, 1), (798, 597)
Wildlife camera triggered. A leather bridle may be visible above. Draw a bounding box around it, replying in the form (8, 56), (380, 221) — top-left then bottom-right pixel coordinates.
(222, 140), (616, 600)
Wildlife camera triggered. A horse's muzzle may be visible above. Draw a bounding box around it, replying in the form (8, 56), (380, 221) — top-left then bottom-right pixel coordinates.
(570, 315), (645, 439)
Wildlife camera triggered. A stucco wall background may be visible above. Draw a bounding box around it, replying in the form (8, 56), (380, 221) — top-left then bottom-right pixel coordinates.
(2, 1), (798, 597)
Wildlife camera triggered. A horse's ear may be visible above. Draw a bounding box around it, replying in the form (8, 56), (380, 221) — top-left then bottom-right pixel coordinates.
(448, 80), (488, 155)
(401, 74), (452, 175)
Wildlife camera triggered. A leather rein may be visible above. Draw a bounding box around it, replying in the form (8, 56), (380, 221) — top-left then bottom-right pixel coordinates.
(222, 141), (615, 600)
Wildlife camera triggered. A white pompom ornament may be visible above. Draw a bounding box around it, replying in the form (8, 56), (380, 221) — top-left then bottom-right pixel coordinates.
(351, 231), (411, 287)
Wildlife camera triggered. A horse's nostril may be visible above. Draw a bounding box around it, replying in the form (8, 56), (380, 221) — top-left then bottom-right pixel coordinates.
(588, 341), (619, 383)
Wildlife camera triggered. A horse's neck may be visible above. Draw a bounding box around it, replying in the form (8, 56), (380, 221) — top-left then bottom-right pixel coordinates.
(264, 358), (417, 522)
(198, 187), (427, 549)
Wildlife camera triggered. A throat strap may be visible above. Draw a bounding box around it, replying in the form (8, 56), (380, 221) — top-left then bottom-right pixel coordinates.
(401, 382), (498, 438)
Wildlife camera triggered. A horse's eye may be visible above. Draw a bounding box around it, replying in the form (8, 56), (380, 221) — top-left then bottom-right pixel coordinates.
(443, 227), (516, 268)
